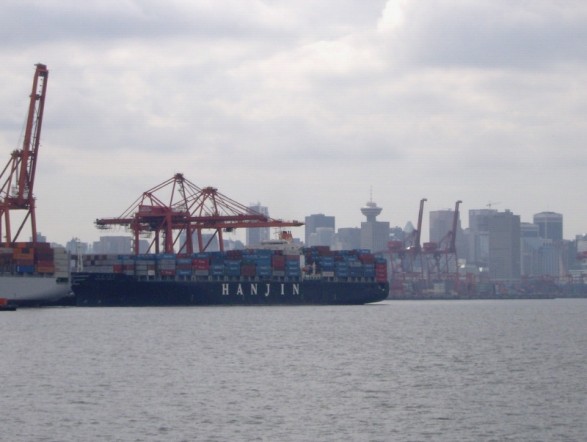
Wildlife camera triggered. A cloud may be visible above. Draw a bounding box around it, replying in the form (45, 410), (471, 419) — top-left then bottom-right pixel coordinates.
(0, 0), (299, 47)
(378, 0), (587, 69)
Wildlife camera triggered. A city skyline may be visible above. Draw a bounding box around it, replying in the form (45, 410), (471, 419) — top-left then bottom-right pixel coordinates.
(22, 189), (584, 249)
(64, 203), (576, 252)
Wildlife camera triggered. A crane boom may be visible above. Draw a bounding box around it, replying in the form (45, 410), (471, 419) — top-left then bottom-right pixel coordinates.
(414, 198), (427, 251)
(18, 63), (49, 204)
(449, 200), (462, 253)
(0, 63), (49, 246)
(95, 173), (304, 254)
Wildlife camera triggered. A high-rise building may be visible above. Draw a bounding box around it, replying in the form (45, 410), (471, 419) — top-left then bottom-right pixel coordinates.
(533, 212), (563, 241)
(521, 222), (540, 238)
(469, 209), (497, 232)
(540, 242), (564, 276)
(429, 210), (453, 244)
(305, 214), (335, 246)
(577, 234), (587, 256)
(360, 200), (389, 253)
(520, 222), (542, 276)
(429, 209), (467, 268)
(389, 226), (406, 242)
(178, 231), (224, 252)
(488, 210), (521, 280)
(32, 232), (47, 243)
(467, 209), (497, 266)
(66, 238), (89, 255)
(312, 227), (335, 248)
(333, 227), (361, 250)
(429, 208), (466, 257)
(92, 236), (132, 254)
(246, 203), (270, 247)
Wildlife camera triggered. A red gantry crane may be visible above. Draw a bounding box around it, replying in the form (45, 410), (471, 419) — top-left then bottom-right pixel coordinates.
(402, 197), (427, 276)
(385, 198), (426, 296)
(95, 173), (304, 254)
(423, 200), (462, 280)
(0, 63), (49, 246)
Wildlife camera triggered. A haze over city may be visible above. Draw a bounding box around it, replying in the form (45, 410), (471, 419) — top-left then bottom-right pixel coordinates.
(1, 1), (586, 246)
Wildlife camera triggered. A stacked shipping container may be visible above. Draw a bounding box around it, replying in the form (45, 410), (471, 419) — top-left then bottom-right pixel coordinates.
(79, 246), (388, 283)
(0, 243), (69, 277)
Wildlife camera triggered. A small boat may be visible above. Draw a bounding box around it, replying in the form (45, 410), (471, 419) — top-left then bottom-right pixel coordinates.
(0, 298), (17, 311)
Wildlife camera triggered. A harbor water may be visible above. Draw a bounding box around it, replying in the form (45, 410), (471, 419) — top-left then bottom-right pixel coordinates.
(2, 299), (587, 441)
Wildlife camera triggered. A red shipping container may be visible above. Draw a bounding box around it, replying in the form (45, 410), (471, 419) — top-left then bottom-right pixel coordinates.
(241, 264), (256, 277)
(271, 255), (285, 269)
(192, 258), (210, 270)
(359, 254), (375, 264)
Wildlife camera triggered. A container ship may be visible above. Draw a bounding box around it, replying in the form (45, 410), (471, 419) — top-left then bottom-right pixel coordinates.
(0, 242), (73, 306)
(72, 245), (389, 306)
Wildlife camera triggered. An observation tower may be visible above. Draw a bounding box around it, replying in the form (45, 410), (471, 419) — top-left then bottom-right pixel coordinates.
(361, 200), (382, 223)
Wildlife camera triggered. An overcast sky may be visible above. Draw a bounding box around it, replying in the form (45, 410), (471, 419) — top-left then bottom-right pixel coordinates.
(1, 0), (586, 246)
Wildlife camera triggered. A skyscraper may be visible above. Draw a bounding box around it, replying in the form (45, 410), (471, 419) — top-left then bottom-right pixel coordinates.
(246, 203), (270, 247)
(429, 207), (466, 261)
(533, 212), (563, 241)
(333, 227), (361, 250)
(305, 214), (335, 247)
(429, 209), (454, 244)
(488, 210), (521, 280)
(467, 209), (498, 266)
(92, 236), (132, 254)
(520, 222), (542, 276)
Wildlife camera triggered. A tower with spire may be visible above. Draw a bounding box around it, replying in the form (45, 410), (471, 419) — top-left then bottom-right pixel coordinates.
(361, 200), (383, 223)
(360, 191), (389, 253)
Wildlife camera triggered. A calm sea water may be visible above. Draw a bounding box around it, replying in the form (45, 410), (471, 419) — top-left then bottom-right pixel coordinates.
(2, 300), (587, 442)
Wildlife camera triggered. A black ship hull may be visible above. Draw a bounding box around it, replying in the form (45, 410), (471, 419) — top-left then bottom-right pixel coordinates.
(72, 273), (389, 307)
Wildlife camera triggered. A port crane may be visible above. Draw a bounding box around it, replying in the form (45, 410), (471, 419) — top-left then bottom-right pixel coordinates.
(384, 198), (426, 295)
(95, 173), (304, 254)
(0, 64), (49, 246)
(386, 199), (463, 296)
(402, 197), (427, 276)
(424, 200), (462, 280)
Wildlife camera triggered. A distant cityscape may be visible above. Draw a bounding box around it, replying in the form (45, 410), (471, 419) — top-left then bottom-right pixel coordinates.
(49, 199), (586, 283)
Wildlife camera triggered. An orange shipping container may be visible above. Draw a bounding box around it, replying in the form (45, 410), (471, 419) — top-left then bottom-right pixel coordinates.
(13, 248), (34, 258)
